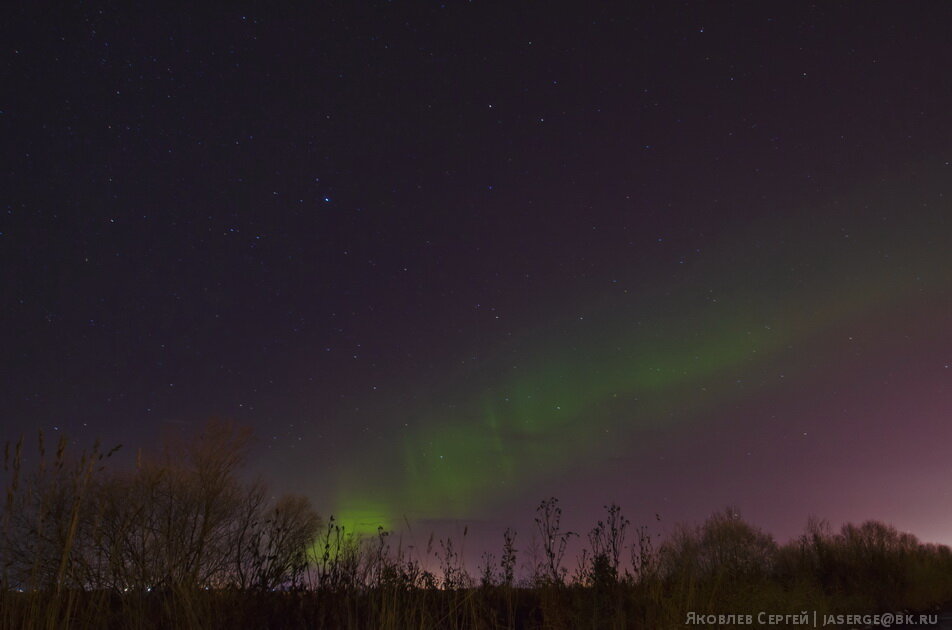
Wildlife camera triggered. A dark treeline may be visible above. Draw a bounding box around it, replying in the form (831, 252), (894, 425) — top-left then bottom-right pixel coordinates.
(3, 423), (952, 629)
(2, 421), (321, 594)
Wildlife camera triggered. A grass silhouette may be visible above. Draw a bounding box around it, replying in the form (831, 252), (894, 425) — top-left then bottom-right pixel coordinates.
(3, 427), (950, 629)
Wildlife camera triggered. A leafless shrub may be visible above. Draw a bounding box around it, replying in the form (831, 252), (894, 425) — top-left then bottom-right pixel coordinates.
(533, 497), (576, 585)
(659, 506), (777, 583)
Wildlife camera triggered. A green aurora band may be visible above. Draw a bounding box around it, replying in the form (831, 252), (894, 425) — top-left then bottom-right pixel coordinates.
(329, 172), (952, 535)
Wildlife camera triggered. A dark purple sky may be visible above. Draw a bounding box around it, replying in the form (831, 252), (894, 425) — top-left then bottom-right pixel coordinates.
(4, 3), (952, 549)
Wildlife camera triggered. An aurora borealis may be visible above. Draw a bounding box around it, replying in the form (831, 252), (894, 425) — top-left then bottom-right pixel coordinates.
(328, 174), (952, 538)
(4, 3), (952, 553)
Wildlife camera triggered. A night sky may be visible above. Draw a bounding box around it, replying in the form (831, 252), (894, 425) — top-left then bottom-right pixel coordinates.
(4, 4), (952, 549)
